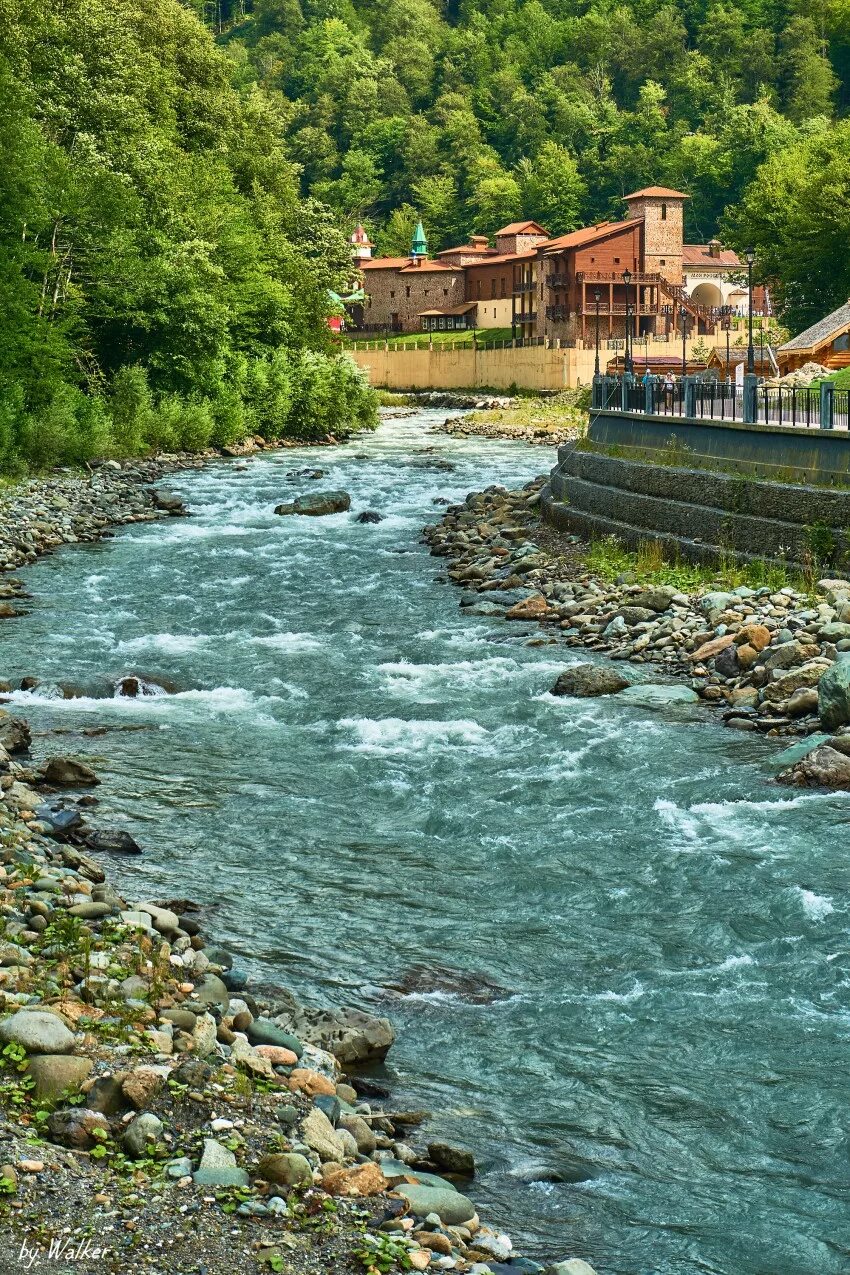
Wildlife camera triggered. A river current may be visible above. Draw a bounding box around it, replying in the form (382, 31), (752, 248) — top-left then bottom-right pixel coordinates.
(3, 410), (849, 1274)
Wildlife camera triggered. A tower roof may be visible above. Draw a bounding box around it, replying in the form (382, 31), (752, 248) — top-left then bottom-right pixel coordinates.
(623, 186), (689, 201)
(411, 219), (428, 256)
(350, 223), (374, 246)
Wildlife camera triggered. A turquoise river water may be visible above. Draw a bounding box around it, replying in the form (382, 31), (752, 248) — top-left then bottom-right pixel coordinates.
(3, 410), (849, 1274)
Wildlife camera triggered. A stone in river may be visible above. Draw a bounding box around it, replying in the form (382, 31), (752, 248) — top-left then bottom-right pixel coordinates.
(777, 744), (850, 789)
(355, 510), (384, 523)
(275, 491), (351, 517)
(42, 756), (100, 787)
(428, 1141), (475, 1177)
(0, 1010), (75, 1054)
(84, 829), (142, 854)
(817, 654), (850, 730)
(547, 1262), (599, 1275)
(394, 1184), (476, 1225)
(550, 664), (630, 698)
(614, 684), (699, 708)
(767, 734), (831, 771)
(247, 1018), (303, 1056)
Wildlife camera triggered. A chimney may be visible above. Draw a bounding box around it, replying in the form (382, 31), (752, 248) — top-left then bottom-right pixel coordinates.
(708, 238), (721, 258)
(470, 235), (489, 250)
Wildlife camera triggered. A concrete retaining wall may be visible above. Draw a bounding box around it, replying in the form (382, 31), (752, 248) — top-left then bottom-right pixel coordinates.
(587, 409), (850, 484)
(542, 440), (850, 568)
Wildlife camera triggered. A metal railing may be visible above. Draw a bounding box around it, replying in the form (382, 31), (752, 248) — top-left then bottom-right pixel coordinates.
(592, 374), (844, 431)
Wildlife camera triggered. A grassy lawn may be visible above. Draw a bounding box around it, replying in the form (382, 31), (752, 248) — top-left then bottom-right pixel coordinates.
(343, 327), (515, 349)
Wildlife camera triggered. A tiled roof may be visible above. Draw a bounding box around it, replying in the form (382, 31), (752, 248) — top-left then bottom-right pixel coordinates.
(494, 220), (549, 236)
(779, 301), (850, 351)
(435, 244), (497, 257)
(417, 302), (478, 316)
(683, 243), (742, 268)
(360, 257), (459, 273)
(542, 219), (637, 252)
(465, 250), (535, 268)
(623, 186), (689, 200)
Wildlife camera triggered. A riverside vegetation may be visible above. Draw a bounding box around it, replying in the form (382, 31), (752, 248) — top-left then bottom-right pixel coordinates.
(0, 450), (591, 1275)
(0, 0), (377, 475)
(425, 481), (850, 788)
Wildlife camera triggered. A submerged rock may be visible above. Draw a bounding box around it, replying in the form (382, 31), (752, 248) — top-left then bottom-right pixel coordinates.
(84, 829), (143, 855)
(614, 684), (699, 708)
(42, 756), (100, 787)
(817, 654), (850, 730)
(394, 1184), (475, 1225)
(355, 510), (384, 523)
(777, 744), (850, 789)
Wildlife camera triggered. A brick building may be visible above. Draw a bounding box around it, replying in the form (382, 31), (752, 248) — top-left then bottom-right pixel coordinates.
(349, 193), (750, 340)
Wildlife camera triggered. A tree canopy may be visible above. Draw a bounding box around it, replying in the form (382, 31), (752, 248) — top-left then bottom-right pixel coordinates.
(0, 0), (375, 471)
(215, 0), (849, 326)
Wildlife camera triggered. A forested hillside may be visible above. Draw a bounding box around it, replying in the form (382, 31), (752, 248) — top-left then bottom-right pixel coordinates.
(0, 0), (375, 473)
(212, 0), (850, 327)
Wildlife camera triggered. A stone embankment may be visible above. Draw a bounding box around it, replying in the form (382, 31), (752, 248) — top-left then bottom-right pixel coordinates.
(437, 417), (579, 446)
(0, 451), (589, 1275)
(423, 480), (850, 788)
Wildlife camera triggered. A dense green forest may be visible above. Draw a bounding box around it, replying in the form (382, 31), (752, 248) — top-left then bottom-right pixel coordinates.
(0, 0), (375, 473)
(208, 0), (850, 329)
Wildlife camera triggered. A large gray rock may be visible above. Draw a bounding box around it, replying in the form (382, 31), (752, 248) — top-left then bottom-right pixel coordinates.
(123, 1113), (164, 1158)
(547, 1262), (599, 1275)
(614, 684), (699, 708)
(0, 1010), (75, 1055)
(26, 1054), (92, 1102)
(42, 756), (100, 787)
(246, 1017), (302, 1055)
(777, 744), (850, 789)
(428, 1141), (475, 1177)
(550, 664), (630, 698)
(192, 1138), (249, 1188)
(301, 1107), (345, 1163)
(47, 1108), (109, 1150)
(0, 715), (31, 754)
(818, 654), (850, 730)
(394, 1184), (476, 1225)
(258, 1152), (313, 1188)
(631, 586), (677, 613)
(275, 491), (351, 517)
(280, 1006), (393, 1064)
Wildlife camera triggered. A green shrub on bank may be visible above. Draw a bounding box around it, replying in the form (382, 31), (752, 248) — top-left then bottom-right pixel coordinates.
(0, 353), (377, 473)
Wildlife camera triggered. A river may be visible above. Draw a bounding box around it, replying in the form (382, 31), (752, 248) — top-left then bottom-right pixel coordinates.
(3, 409), (849, 1274)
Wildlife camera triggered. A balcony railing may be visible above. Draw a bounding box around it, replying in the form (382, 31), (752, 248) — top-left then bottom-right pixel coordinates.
(516, 311), (538, 323)
(576, 270), (662, 284)
(513, 282), (535, 294)
(581, 302), (657, 315)
(546, 274), (568, 289)
(545, 305), (569, 321)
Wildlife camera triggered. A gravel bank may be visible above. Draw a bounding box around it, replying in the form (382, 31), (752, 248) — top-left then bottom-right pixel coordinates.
(423, 479), (850, 787)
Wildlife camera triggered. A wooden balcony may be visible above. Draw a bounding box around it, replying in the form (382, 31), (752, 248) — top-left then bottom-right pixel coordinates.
(576, 270), (662, 284)
(580, 302), (657, 315)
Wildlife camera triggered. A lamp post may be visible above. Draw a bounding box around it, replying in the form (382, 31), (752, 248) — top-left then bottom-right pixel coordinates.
(745, 247), (756, 374)
(622, 269), (633, 374)
(594, 288), (602, 376)
(680, 309), (688, 378)
(725, 321), (731, 382)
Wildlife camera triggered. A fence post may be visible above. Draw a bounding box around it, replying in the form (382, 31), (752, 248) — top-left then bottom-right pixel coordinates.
(592, 374), (603, 410)
(820, 380), (834, 430)
(684, 375), (696, 419)
(743, 373), (758, 424)
(621, 372), (634, 411)
(645, 375), (655, 415)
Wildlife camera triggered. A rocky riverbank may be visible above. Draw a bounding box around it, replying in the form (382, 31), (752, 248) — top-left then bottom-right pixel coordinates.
(0, 449), (591, 1275)
(431, 395), (586, 447)
(423, 479), (850, 788)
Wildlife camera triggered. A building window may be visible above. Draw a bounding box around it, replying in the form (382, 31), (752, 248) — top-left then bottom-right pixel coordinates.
(491, 280), (496, 298)
(614, 257), (620, 264)
(477, 281), (481, 298)
(660, 259), (666, 266)
(661, 203), (667, 220)
(590, 256), (595, 263)
(500, 277), (506, 297)
(390, 290), (395, 298)
(443, 288), (448, 296)
(405, 286), (410, 298)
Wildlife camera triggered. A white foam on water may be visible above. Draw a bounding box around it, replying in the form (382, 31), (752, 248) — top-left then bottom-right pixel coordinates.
(337, 715), (491, 754)
(791, 887), (835, 921)
(375, 656), (559, 697)
(116, 633), (213, 655)
(591, 980), (646, 1004)
(4, 685), (280, 725)
(248, 633), (325, 653)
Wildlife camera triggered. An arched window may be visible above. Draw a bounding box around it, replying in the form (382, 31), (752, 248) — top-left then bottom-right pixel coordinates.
(661, 203), (667, 221)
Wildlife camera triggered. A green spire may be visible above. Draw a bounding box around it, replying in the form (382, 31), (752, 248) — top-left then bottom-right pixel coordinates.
(411, 219), (427, 258)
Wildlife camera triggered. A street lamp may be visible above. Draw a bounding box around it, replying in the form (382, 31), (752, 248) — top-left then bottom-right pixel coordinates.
(745, 247), (756, 374)
(622, 269), (633, 374)
(594, 288), (602, 376)
(680, 309), (688, 378)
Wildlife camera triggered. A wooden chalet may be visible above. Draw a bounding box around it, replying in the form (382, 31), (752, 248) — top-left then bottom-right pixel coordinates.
(778, 302), (850, 374)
